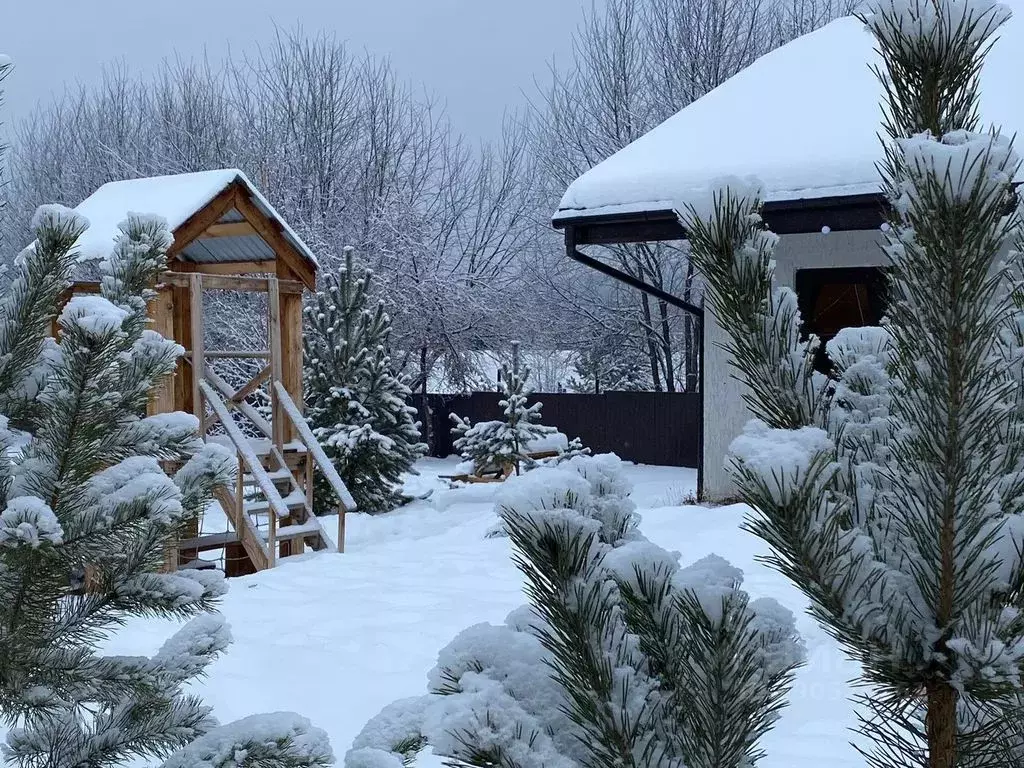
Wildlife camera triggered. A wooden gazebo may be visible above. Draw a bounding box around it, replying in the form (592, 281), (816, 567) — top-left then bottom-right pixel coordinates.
(66, 170), (356, 576)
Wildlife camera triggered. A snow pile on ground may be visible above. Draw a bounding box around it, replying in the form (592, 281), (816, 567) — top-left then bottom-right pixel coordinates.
(98, 457), (862, 768)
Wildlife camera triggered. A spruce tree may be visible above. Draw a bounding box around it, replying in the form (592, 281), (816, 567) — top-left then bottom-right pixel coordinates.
(0, 207), (332, 766)
(347, 454), (804, 768)
(451, 362), (557, 476)
(679, 2), (1024, 765)
(304, 247), (425, 514)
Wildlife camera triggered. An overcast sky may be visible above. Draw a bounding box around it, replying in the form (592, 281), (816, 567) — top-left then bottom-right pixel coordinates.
(3, 0), (593, 141)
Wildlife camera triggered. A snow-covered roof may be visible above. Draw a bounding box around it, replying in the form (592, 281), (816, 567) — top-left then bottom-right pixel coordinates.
(555, 10), (1024, 222)
(70, 169), (318, 269)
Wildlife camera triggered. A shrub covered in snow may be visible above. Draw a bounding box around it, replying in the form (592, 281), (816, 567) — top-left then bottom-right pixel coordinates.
(678, 1), (1024, 764)
(0, 206), (331, 767)
(348, 454), (804, 768)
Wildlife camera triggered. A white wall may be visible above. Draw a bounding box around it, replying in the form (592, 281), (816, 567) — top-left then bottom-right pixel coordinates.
(701, 228), (889, 501)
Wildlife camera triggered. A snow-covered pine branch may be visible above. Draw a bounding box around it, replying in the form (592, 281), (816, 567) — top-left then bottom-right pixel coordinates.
(347, 454), (804, 768)
(0, 209), (332, 767)
(677, 1), (1024, 765)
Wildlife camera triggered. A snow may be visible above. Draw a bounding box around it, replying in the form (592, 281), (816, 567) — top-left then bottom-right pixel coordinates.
(64, 169), (319, 267)
(0, 496), (62, 548)
(58, 294), (129, 336)
(80, 457), (860, 768)
(555, 8), (1024, 220)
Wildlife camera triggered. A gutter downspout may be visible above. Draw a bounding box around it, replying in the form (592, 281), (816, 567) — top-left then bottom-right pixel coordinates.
(565, 226), (705, 500)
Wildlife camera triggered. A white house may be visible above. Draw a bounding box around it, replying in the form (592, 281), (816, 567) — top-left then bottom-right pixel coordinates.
(552, 10), (1024, 500)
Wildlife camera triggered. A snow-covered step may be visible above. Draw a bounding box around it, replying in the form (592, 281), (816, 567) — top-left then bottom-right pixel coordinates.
(244, 489), (307, 516)
(178, 530), (241, 552)
(245, 467), (294, 492)
(260, 520), (323, 542)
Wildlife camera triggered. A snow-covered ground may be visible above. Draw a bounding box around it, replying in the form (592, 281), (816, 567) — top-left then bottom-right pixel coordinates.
(105, 457), (863, 767)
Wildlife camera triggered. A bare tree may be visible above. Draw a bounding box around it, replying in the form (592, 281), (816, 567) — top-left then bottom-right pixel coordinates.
(527, 0), (854, 390)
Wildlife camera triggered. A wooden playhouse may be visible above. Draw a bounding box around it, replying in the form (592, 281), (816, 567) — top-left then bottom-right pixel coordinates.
(65, 170), (356, 576)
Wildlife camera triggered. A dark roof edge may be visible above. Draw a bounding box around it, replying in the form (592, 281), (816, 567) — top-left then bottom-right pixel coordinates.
(554, 192), (888, 244)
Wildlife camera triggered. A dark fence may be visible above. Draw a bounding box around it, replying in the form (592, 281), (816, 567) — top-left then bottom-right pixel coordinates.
(412, 392), (700, 468)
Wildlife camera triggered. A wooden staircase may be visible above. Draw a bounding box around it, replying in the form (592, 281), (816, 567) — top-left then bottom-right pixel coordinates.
(174, 375), (357, 576)
(162, 271), (357, 576)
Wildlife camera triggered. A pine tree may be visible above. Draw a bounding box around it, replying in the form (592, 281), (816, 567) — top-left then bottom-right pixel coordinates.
(304, 247), (425, 514)
(451, 363), (557, 476)
(570, 338), (649, 393)
(678, 2), (1024, 765)
(346, 454), (804, 768)
(0, 206), (333, 766)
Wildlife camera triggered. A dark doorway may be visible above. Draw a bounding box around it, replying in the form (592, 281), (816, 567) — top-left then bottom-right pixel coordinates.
(795, 266), (887, 374)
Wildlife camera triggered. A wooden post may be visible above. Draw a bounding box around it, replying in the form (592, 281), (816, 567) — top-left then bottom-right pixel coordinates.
(147, 286), (176, 416)
(189, 274), (205, 429)
(172, 283), (194, 415)
(337, 502), (345, 554)
(268, 277), (284, 451)
(420, 345), (430, 454)
(276, 264), (305, 444)
(267, 509), (277, 568)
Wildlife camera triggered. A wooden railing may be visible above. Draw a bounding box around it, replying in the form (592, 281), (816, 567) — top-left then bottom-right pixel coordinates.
(274, 381), (358, 552)
(199, 379), (297, 567)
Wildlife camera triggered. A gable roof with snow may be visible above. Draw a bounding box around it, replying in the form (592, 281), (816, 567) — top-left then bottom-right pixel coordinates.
(69, 169), (318, 289)
(554, 9), (1024, 226)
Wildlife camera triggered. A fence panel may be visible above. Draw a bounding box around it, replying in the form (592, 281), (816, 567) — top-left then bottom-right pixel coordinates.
(411, 391), (700, 468)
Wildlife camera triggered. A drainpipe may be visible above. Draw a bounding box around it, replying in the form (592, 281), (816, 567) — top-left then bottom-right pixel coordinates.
(565, 227), (705, 499)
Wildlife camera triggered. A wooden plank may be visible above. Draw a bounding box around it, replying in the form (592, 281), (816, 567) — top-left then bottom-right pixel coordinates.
(188, 260), (276, 276)
(167, 183), (240, 259)
(159, 271), (304, 294)
(178, 530), (241, 551)
(268, 277), (285, 449)
(231, 187), (318, 291)
(231, 365), (271, 403)
(147, 286), (176, 416)
(171, 284), (193, 415)
(278, 272), (304, 440)
(214, 486), (268, 572)
(204, 368), (273, 439)
(189, 274), (205, 428)
(203, 221), (259, 238)
(273, 381), (357, 511)
(193, 350), (272, 360)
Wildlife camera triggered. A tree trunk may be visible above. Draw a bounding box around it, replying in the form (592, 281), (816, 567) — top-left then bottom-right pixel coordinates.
(420, 345), (430, 454)
(657, 298), (675, 392)
(925, 682), (957, 768)
(639, 293), (662, 391)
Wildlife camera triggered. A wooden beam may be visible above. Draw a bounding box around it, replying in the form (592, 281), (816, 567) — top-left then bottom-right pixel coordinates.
(189, 274), (205, 431)
(159, 272), (304, 294)
(231, 188), (317, 290)
(190, 350), (271, 359)
(232, 365), (271, 403)
(146, 286), (176, 416)
(203, 221), (258, 238)
(268, 277), (286, 448)
(168, 183), (241, 259)
(185, 260), (276, 276)
(278, 264), (305, 433)
(172, 283), (194, 415)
